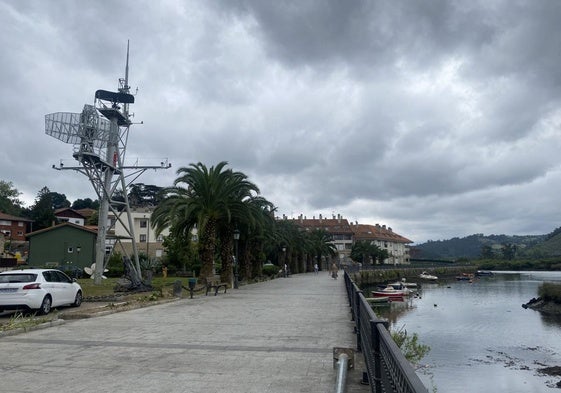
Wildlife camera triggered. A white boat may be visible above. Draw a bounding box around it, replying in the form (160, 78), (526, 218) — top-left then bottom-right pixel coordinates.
(372, 286), (410, 300)
(387, 278), (418, 290)
(419, 271), (438, 281)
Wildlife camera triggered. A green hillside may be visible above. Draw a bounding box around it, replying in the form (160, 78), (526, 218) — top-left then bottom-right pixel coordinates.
(414, 233), (548, 260)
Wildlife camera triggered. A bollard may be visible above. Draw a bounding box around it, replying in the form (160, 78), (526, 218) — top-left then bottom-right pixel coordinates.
(335, 354), (349, 393)
(333, 347), (354, 393)
(188, 278), (197, 299)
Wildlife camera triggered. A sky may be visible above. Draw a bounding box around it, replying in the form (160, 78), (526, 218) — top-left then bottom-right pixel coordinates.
(2, 0), (561, 244)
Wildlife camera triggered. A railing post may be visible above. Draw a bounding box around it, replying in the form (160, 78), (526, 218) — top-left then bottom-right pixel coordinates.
(355, 289), (362, 352)
(371, 320), (388, 392)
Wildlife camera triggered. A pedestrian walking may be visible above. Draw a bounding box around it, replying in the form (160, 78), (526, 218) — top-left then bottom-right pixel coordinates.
(314, 263), (319, 274)
(330, 263), (338, 279)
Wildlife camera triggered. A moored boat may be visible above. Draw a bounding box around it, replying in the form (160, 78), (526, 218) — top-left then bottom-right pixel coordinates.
(372, 286), (408, 301)
(419, 271), (438, 281)
(366, 296), (391, 303)
(456, 273), (474, 281)
(387, 278), (418, 290)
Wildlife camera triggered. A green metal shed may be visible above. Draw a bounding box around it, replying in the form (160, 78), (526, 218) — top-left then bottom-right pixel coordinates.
(26, 223), (97, 273)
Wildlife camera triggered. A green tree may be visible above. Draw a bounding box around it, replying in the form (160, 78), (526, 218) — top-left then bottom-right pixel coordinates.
(307, 229), (336, 271)
(71, 198), (99, 210)
(350, 240), (386, 264)
(50, 192), (71, 210)
(0, 180), (24, 215)
(152, 162), (262, 284)
(128, 183), (163, 207)
(29, 186), (56, 230)
(481, 244), (494, 259)
(502, 243), (516, 260)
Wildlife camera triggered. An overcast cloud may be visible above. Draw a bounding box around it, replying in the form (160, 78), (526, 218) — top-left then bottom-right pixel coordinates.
(2, 0), (561, 243)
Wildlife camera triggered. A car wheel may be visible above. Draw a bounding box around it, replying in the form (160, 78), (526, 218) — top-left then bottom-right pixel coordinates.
(72, 291), (83, 307)
(38, 295), (52, 315)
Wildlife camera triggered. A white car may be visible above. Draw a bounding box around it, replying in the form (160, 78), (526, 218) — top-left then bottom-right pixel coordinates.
(0, 269), (83, 315)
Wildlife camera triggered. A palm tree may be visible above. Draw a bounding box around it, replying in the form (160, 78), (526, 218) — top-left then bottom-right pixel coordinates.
(152, 162), (261, 284)
(307, 229), (337, 271)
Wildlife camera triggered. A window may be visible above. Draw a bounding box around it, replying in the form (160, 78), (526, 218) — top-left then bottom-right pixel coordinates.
(156, 234), (164, 242)
(0, 220), (10, 226)
(18, 222), (24, 227)
(139, 220), (148, 228)
(17, 231), (23, 236)
(140, 234), (147, 243)
(156, 249), (163, 257)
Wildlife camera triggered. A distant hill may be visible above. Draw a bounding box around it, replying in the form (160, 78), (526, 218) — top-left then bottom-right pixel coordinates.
(413, 233), (548, 260)
(524, 230), (561, 257)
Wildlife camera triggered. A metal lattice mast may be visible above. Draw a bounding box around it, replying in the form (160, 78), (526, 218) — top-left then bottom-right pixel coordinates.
(45, 42), (171, 286)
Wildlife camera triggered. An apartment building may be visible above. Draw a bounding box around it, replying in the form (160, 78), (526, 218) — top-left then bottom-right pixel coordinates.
(108, 207), (169, 260)
(287, 213), (412, 265)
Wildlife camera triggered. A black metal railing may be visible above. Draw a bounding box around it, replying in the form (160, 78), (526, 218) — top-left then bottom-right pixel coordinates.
(344, 271), (428, 393)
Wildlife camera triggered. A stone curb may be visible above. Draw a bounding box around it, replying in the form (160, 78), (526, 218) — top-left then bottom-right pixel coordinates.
(0, 297), (182, 338)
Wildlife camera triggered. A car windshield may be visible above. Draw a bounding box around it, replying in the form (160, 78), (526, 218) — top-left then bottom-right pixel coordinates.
(0, 273), (38, 283)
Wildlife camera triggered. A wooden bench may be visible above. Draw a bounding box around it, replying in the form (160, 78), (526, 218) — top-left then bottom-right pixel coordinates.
(205, 275), (228, 296)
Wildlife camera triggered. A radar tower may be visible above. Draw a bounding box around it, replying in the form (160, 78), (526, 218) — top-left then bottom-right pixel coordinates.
(45, 42), (171, 285)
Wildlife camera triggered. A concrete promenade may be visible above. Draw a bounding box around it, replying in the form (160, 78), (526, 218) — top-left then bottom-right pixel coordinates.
(1, 272), (368, 393)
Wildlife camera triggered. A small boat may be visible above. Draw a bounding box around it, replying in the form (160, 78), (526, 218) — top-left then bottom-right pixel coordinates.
(372, 286), (408, 301)
(456, 273), (474, 281)
(475, 270), (494, 277)
(387, 278), (418, 290)
(419, 271), (438, 281)
(366, 296), (391, 303)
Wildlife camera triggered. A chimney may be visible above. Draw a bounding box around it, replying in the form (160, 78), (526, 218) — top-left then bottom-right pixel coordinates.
(319, 214), (322, 222)
(388, 227), (392, 232)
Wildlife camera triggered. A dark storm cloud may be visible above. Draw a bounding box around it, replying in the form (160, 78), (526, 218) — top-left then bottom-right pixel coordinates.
(2, 0), (561, 242)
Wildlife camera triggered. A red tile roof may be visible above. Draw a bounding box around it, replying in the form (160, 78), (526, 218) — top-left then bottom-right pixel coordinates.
(352, 224), (412, 243)
(0, 212), (33, 222)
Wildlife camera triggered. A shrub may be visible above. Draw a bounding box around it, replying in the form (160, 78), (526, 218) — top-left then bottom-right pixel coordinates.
(538, 282), (561, 303)
(391, 326), (430, 364)
(262, 264), (279, 277)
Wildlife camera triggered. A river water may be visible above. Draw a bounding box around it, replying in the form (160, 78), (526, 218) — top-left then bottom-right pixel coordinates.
(370, 271), (561, 392)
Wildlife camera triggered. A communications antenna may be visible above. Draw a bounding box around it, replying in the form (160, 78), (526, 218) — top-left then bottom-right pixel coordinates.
(45, 42), (171, 286)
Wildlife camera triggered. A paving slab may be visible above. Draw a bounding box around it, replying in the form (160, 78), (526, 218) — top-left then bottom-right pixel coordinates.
(0, 272), (369, 393)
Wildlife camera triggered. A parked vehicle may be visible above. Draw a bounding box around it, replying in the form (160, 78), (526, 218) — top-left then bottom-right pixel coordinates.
(0, 269), (83, 315)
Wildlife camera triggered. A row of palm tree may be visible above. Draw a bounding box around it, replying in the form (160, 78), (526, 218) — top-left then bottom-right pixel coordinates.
(151, 161), (337, 285)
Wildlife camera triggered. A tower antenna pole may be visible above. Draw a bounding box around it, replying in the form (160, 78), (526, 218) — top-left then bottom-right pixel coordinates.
(45, 41), (172, 287)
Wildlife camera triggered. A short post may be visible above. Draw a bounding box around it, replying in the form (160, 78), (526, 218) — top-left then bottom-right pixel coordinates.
(333, 348), (354, 393)
(172, 280), (182, 297)
(188, 277), (197, 299)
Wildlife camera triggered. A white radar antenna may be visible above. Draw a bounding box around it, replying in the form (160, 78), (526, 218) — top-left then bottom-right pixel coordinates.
(45, 42), (171, 286)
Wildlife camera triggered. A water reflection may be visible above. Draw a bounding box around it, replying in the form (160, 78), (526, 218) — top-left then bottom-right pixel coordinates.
(371, 297), (417, 324)
(364, 271), (561, 392)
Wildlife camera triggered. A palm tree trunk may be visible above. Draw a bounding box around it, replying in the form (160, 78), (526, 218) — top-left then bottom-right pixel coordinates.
(200, 221), (217, 282)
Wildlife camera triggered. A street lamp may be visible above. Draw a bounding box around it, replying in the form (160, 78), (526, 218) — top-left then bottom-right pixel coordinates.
(282, 246), (287, 277)
(233, 229), (240, 289)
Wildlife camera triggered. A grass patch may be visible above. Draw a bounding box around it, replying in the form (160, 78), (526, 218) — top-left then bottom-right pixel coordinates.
(0, 312), (52, 332)
(77, 276), (196, 298)
(538, 282), (561, 303)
